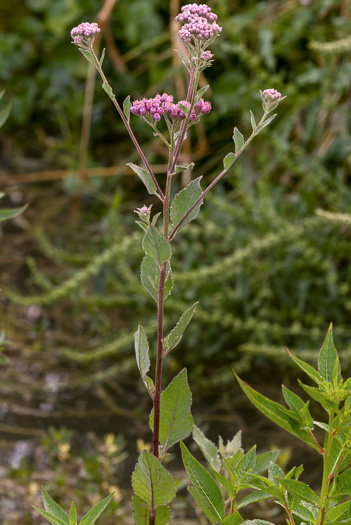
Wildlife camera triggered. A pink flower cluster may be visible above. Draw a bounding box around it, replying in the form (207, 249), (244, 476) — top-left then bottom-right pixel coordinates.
(262, 89), (282, 101)
(176, 3), (222, 43)
(71, 22), (100, 45)
(130, 93), (211, 122)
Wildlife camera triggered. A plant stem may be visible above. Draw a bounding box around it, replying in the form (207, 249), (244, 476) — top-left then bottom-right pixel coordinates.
(89, 45), (165, 201)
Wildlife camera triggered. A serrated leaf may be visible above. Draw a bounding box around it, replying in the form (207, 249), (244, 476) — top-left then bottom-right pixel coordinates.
(207, 463), (233, 494)
(0, 102), (11, 128)
(132, 495), (171, 525)
(41, 488), (69, 524)
(292, 503), (317, 522)
(143, 226), (171, 267)
(257, 114), (276, 131)
(140, 256), (173, 303)
(79, 48), (97, 67)
(233, 127), (244, 154)
(0, 204), (27, 223)
(69, 502), (77, 525)
(102, 82), (114, 99)
(181, 441), (224, 523)
(326, 500), (351, 523)
(150, 369), (193, 452)
(236, 446), (256, 483)
(193, 425), (221, 472)
(79, 493), (114, 525)
(318, 324), (339, 384)
(194, 85), (209, 104)
(234, 372), (320, 452)
(288, 351), (326, 386)
(123, 95), (132, 123)
(279, 479), (319, 506)
(164, 302), (198, 355)
(332, 468), (351, 497)
(237, 490), (272, 509)
(175, 162), (195, 174)
(134, 325), (150, 384)
(250, 110), (257, 132)
(220, 513), (244, 525)
(328, 438), (344, 478)
(170, 177), (203, 234)
(223, 152), (236, 170)
(254, 450), (280, 474)
(298, 381), (336, 412)
(127, 163), (159, 197)
(132, 450), (176, 507)
(33, 507), (67, 525)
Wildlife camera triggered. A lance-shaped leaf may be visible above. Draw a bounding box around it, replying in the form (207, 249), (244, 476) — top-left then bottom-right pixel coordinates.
(220, 512), (244, 525)
(223, 152), (236, 170)
(175, 162), (195, 174)
(331, 468), (351, 497)
(164, 303), (198, 355)
(292, 504), (317, 523)
(241, 520), (275, 525)
(140, 256), (173, 303)
(69, 503), (77, 525)
(127, 163), (159, 197)
(102, 82), (114, 99)
(298, 381), (336, 412)
(257, 114), (277, 131)
(194, 85), (209, 104)
(0, 204), (27, 223)
(180, 441), (225, 523)
(32, 508), (67, 525)
(134, 325), (151, 391)
(234, 372), (320, 452)
(170, 177), (203, 234)
(328, 437), (343, 478)
(41, 488), (69, 525)
(235, 446), (256, 484)
(326, 499), (351, 523)
(193, 425), (221, 472)
(233, 127), (244, 154)
(123, 95), (132, 123)
(143, 226), (171, 267)
(79, 49), (98, 67)
(318, 324), (340, 384)
(237, 490), (272, 509)
(150, 369), (193, 452)
(250, 110), (257, 132)
(282, 385), (314, 430)
(288, 350), (326, 387)
(278, 479), (319, 506)
(79, 493), (114, 525)
(0, 102), (11, 128)
(254, 450), (280, 474)
(132, 450), (176, 507)
(132, 495), (171, 525)
(174, 49), (189, 72)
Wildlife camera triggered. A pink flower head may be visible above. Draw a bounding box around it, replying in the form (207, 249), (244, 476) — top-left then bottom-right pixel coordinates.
(176, 4), (222, 44)
(261, 89), (285, 112)
(71, 22), (100, 46)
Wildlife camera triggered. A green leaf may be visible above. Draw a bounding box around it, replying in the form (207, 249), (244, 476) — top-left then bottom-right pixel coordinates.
(250, 110), (257, 132)
(132, 495), (171, 525)
(257, 114), (276, 131)
(79, 493), (114, 525)
(178, 102), (188, 115)
(33, 508), (67, 525)
(127, 163), (159, 197)
(193, 425), (221, 472)
(236, 446), (256, 483)
(331, 468), (351, 497)
(102, 82), (114, 99)
(237, 490), (272, 509)
(298, 381), (336, 412)
(150, 369), (193, 452)
(143, 226), (171, 267)
(99, 48), (105, 66)
(241, 520), (275, 525)
(174, 49), (189, 72)
(140, 256), (173, 303)
(318, 324), (339, 384)
(254, 450), (280, 474)
(164, 302), (198, 355)
(170, 177), (203, 234)
(0, 204), (27, 223)
(79, 48), (97, 67)
(134, 325), (150, 381)
(175, 162), (195, 174)
(132, 450), (176, 507)
(223, 152), (236, 170)
(0, 102), (11, 128)
(232, 127), (244, 153)
(69, 503), (77, 525)
(194, 85), (209, 104)
(292, 503), (317, 522)
(123, 95), (132, 123)
(207, 463), (234, 494)
(41, 488), (70, 524)
(0, 352), (8, 365)
(181, 441), (225, 523)
(288, 351), (326, 387)
(326, 500), (351, 523)
(328, 438), (344, 478)
(234, 372), (320, 452)
(279, 479), (319, 506)
(219, 513), (244, 525)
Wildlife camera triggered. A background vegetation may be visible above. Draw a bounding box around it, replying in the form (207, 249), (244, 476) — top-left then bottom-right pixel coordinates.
(1, 0), (351, 523)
